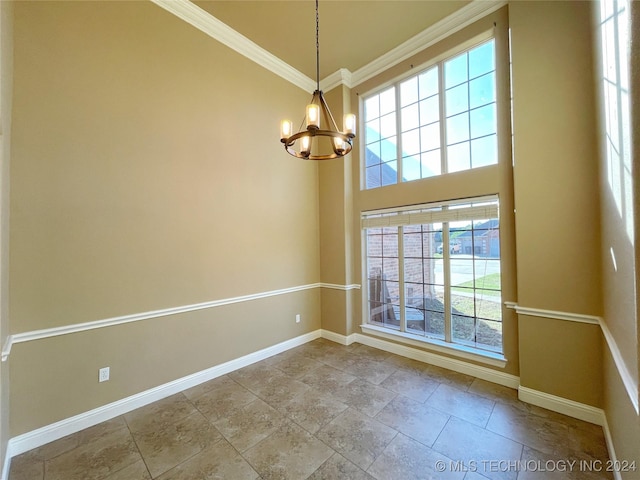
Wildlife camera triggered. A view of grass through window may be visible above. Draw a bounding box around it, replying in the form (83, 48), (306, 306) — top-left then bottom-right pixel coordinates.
(364, 199), (502, 354)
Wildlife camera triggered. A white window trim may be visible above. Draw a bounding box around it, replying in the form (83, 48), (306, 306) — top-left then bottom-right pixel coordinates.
(361, 195), (503, 360)
(360, 323), (507, 367)
(359, 31), (498, 190)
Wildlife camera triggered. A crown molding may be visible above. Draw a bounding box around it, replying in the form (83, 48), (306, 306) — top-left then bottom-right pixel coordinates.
(150, 0), (315, 92)
(320, 68), (353, 92)
(151, 0), (506, 93)
(350, 0), (507, 87)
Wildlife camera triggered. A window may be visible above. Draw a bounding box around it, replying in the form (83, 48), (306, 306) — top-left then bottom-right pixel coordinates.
(363, 197), (502, 354)
(364, 39), (497, 189)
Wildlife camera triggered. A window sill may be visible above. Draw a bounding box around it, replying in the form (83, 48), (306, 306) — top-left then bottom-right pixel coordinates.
(360, 324), (507, 368)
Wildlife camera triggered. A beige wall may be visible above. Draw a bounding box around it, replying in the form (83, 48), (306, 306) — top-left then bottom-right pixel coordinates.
(0, 0), (13, 469)
(594, 0), (638, 395)
(11, 289), (320, 434)
(319, 85), (358, 336)
(510, 1), (603, 406)
(596, 0), (640, 474)
(9, 0), (321, 435)
(6, 0), (639, 465)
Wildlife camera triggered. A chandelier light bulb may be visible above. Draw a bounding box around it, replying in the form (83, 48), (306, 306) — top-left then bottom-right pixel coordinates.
(280, 120), (293, 141)
(300, 135), (311, 157)
(344, 113), (356, 136)
(333, 137), (346, 154)
(306, 104), (320, 129)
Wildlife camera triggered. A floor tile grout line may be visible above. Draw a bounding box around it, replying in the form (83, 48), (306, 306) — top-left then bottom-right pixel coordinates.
(10, 339), (613, 480)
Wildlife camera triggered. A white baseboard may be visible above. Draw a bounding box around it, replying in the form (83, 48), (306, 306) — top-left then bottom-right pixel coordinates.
(518, 386), (605, 426)
(1, 445), (11, 480)
(2, 328), (619, 480)
(601, 415), (623, 480)
(350, 332), (520, 389)
(320, 329), (357, 346)
(5, 330), (321, 461)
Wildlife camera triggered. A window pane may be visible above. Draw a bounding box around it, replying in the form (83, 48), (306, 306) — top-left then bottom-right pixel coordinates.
(420, 150), (441, 178)
(402, 104), (420, 131)
(447, 142), (471, 172)
(470, 104), (496, 139)
(420, 122), (440, 152)
(404, 233), (423, 257)
(469, 40), (495, 78)
(404, 258), (423, 282)
(366, 119), (380, 143)
(451, 286), (475, 315)
(476, 292), (502, 321)
(446, 112), (469, 144)
(380, 113), (397, 139)
(365, 95), (380, 121)
(419, 95), (440, 126)
(382, 161), (397, 186)
(424, 306), (445, 339)
(402, 156), (421, 182)
(476, 318), (502, 352)
(446, 83), (469, 117)
(471, 135), (497, 168)
(381, 136), (397, 162)
(469, 72), (496, 109)
(380, 87), (396, 115)
(367, 236), (382, 258)
(402, 129), (420, 156)
(419, 66), (439, 98)
(366, 142), (381, 166)
(445, 52), (468, 88)
(452, 314), (476, 346)
(405, 282), (424, 307)
(383, 257), (399, 282)
(365, 165), (381, 189)
(405, 283), (425, 334)
(401, 77), (419, 107)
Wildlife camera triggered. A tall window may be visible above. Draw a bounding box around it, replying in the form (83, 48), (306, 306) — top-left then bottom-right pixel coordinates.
(363, 197), (502, 354)
(365, 39), (497, 189)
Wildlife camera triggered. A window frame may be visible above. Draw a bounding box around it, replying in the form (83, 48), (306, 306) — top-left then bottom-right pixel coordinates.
(361, 196), (505, 362)
(360, 31), (497, 190)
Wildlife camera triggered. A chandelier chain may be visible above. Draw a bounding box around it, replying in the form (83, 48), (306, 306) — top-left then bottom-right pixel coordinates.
(315, 0), (320, 91)
(279, 0), (356, 160)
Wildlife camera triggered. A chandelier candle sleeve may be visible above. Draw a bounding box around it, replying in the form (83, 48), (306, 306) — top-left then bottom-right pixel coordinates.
(306, 104), (320, 129)
(280, 120), (293, 141)
(300, 135), (311, 156)
(344, 113), (356, 136)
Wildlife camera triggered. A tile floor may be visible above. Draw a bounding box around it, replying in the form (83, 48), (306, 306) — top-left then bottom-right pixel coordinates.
(9, 338), (613, 480)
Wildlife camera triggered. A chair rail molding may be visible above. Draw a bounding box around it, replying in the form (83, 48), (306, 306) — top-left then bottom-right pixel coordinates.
(1, 282), (360, 361)
(506, 302), (639, 415)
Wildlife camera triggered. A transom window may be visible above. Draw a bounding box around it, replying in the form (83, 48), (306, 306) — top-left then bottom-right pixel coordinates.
(364, 39), (497, 189)
(363, 196), (503, 354)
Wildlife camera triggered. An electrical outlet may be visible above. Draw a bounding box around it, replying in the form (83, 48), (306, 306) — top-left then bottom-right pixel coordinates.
(99, 367), (110, 383)
(295, 314), (301, 324)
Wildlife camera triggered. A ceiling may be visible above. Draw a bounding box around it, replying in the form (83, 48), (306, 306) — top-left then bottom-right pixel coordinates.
(191, 1), (471, 81)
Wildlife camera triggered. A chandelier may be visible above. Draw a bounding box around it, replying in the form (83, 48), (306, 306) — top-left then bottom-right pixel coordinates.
(279, 0), (356, 160)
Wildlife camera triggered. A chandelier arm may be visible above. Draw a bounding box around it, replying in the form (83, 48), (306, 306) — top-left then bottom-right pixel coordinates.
(318, 91), (341, 132)
(284, 142), (353, 161)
